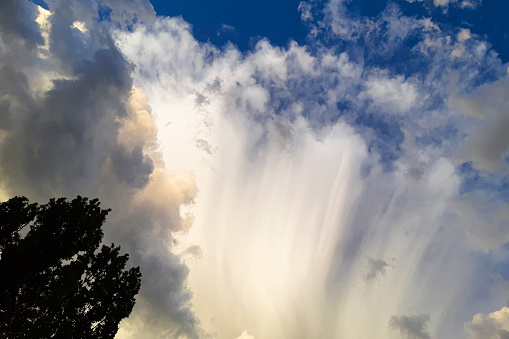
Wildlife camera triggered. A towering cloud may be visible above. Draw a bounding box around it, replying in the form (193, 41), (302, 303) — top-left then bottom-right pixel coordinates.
(1, 0), (509, 338)
(0, 1), (199, 337)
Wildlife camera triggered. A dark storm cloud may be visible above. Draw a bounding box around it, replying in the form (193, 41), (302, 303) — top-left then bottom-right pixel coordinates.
(111, 145), (154, 188)
(0, 1), (200, 338)
(0, 47), (134, 197)
(0, 0), (43, 46)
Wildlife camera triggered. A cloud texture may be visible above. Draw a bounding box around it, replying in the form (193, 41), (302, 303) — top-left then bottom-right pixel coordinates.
(0, 1), (198, 337)
(1, 0), (509, 338)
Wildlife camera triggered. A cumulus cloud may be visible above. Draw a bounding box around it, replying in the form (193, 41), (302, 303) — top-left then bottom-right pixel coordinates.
(465, 307), (509, 339)
(364, 72), (419, 113)
(112, 2), (509, 337)
(389, 314), (432, 339)
(3, 0), (509, 338)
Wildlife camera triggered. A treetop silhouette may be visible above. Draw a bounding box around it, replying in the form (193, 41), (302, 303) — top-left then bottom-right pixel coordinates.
(0, 196), (141, 338)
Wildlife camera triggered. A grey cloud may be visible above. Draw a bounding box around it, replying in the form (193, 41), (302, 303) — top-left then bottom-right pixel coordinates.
(194, 92), (209, 106)
(364, 257), (391, 282)
(0, 1), (199, 338)
(449, 78), (509, 172)
(389, 314), (432, 339)
(185, 245), (203, 259)
(205, 78), (222, 93)
(195, 138), (213, 155)
(111, 145), (154, 188)
(0, 0), (43, 47)
(0, 47), (133, 198)
(111, 216), (198, 338)
(100, 0), (156, 28)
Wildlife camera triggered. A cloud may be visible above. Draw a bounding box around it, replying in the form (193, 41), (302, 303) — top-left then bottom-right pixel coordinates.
(389, 314), (432, 339)
(298, 2), (313, 22)
(233, 330), (256, 339)
(112, 4), (509, 337)
(217, 23), (235, 36)
(364, 72), (419, 113)
(448, 196), (509, 252)
(3, 0), (509, 338)
(433, 0), (454, 7)
(465, 307), (509, 339)
(0, 1), (199, 338)
(364, 257), (392, 281)
(0, 0), (44, 46)
(405, 0), (480, 9)
(100, 0), (156, 28)
(449, 77), (509, 172)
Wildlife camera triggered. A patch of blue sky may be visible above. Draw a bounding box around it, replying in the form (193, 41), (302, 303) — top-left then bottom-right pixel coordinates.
(150, 0), (307, 51)
(458, 162), (509, 202)
(415, 122), (458, 146)
(30, 0), (48, 10)
(354, 112), (404, 170)
(98, 4), (112, 22)
(345, 0), (509, 63)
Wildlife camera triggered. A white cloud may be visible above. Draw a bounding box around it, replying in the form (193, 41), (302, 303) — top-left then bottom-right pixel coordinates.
(217, 23), (235, 36)
(111, 3), (509, 336)
(465, 307), (509, 339)
(364, 73), (419, 112)
(114, 11), (491, 338)
(434, 0), (454, 7)
(233, 330), (256, 339)
(71, 20), (87, 32)
(298, 2), (313, 22)
(2, 1), (509, 338)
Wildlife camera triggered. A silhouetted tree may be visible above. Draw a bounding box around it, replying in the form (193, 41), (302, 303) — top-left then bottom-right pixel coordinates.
(0, 196), (141, 338)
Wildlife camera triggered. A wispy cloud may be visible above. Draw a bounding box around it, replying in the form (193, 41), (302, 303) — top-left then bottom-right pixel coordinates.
(2, 0), (509, 338)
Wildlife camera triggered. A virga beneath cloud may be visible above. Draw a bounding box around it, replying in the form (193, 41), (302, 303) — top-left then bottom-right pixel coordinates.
(1, 0), (509, 338)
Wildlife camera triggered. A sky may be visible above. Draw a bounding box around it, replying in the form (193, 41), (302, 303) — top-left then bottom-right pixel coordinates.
(1, 0), (509, 338)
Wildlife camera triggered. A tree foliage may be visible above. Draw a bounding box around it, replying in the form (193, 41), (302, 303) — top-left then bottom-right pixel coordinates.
(0, 196), (141, 338)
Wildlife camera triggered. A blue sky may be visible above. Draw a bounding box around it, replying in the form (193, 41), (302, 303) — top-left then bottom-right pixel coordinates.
(151, 0), (509, 62)
(4, 0), (509, 338)
(150, 0), (308, 50)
